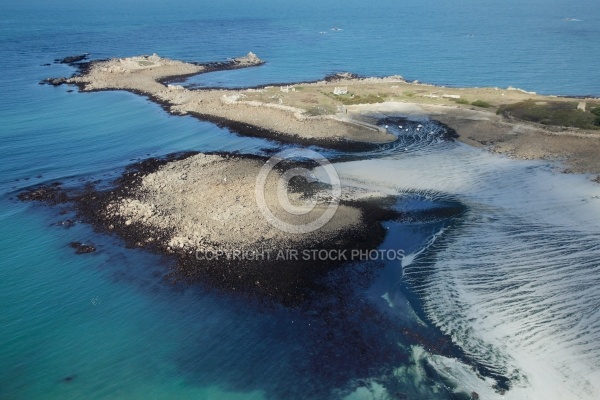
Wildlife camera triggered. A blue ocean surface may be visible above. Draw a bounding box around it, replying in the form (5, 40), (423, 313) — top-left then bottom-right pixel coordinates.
(1, 0), (600, 399)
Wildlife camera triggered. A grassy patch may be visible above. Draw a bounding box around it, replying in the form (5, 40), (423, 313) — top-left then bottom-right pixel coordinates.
(453, 98), (470, 105)
(325, 92), (386, 105)
(497, 100), (600, 129)
(403, 91), (415, 97)
(471, 100), (491, 108)
(304, 105), (333, 116)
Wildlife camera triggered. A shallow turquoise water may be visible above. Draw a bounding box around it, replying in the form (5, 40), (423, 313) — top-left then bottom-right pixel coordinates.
(1, 0), (599, 399)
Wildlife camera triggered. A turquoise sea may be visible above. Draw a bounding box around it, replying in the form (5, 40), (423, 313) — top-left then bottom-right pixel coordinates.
(1, 1), (600, 399)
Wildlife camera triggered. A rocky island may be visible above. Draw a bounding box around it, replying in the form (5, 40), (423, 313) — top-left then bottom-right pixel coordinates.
(20, 148), (403, 303)
(43, 52), (600, 175)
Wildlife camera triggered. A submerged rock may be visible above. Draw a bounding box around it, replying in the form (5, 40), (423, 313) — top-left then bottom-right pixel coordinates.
(59, 219), (75, 228)
(17, 183), (67, 203)
(69, 242), (96, 254)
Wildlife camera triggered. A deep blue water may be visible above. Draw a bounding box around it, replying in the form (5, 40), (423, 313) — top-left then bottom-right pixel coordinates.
(1, 0), (599, 399)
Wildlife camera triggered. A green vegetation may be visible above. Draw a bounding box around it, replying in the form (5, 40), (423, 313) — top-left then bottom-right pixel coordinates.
(591, 107), (600, 126)
(471, 100), (491, 108)
(403, 91), (415, 97)
(325, 92), (386, 105)
(497, 100), (600, 129)
(304, 105), (333, 116)
(453, 98), (470, 105)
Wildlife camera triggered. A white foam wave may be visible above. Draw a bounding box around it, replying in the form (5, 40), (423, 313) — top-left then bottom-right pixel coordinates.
(325, 141), (600, 399)
(401, 227), (447, 277)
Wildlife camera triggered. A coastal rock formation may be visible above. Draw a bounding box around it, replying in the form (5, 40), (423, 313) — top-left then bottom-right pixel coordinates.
(62, 152), (395, 303)
(40, 77), (69, 86)
(56, 53), (89, 64)
(102, 153), (365, 252)
(230, 51), (261, 66)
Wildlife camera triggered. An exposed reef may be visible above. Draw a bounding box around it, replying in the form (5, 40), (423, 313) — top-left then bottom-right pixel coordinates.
(19, 151), (400, 305)
(55, 53), (89, 64)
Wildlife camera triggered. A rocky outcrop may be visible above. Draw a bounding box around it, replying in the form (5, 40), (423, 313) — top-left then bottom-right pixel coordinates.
(56, 53), (89, 64)
(40, 77), (69, 86)
(232, 51), (263, 66)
